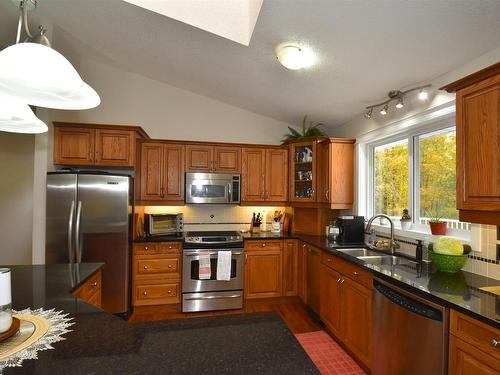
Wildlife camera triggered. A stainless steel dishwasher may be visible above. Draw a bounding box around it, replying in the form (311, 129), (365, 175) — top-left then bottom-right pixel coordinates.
(372, 278), (449, 375)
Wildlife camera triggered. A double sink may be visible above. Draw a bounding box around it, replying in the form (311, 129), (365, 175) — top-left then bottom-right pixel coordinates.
(335, 248), (418, 267)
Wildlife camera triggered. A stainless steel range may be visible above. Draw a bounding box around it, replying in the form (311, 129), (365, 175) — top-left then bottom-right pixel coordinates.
(182, 231), (244, 312)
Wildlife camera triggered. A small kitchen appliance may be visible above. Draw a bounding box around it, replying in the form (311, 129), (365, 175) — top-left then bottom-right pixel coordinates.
(144, 213), (183, 237)
(185, 173), (240, 204)
(335, 216), (365, 244)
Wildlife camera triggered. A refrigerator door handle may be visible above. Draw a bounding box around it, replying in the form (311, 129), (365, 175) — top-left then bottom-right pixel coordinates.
(67, 200), (75, 264)
(75, 200), (82, 264)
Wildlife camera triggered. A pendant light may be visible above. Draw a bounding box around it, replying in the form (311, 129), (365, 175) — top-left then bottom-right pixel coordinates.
(0, 0), (100, 110)
(0, 94), (48, 134)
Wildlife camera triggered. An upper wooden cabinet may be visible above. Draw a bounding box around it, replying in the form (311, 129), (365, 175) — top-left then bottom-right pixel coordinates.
(288, 137), (355, 208)
(441, 62), (500, 225)
(138, 141), (185, 204)
(185, 144), (241, 173)
(241, 147), (288, 203)
(53, 122), (148, 167)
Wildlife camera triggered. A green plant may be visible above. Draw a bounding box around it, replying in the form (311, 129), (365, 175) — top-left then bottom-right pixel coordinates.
(401, 209), (411, 221)
(426, 207), (443, 223)
(282, 115), (325, 144)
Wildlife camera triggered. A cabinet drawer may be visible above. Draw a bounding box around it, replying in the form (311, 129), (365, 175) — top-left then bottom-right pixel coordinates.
(321, 252), (372, 289)
(136, 258), (179, 276)
(245, 240), (282, 251)
(450, 310), (500, 361)
(134, 282), (180, 305)
(73, 271), (102, 300)
(134, 242), (181, 255)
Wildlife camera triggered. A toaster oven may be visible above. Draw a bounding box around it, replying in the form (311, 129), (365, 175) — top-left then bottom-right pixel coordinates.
(144, 213), (183, 236)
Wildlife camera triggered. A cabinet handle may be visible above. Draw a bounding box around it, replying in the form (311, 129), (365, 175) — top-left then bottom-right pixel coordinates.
(340, 278), (345, 284)
(337, 277), (342, 283)
(302, 244), (306, 248)
(311, 189), (315, 197)
(91, 282), (98, 287)
(168, 265), (172, 269)
(143, 291), (147, 296)
(160, 187), (165, 198)
(167, 290), (172, 295)
(143, 265), (148, 270)
(327, 258), (332, 262)
(353, 271), (358, 276)
(168, 245), (173, 249)
(144, 246), (149, 251)
(245, 253), (248, 263)
(492, 339), (500, 348)
(325, 189), (329, 200)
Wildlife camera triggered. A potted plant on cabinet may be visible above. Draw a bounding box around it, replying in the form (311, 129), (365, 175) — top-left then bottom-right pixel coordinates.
(281, 115), (326, 144)
(400, 209), (412, 231)
(426, 209), (448, 235)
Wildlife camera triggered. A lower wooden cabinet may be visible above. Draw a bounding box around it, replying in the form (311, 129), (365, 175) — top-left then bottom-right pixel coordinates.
(298, 241), (307, 302)
(306, 244), (321, 315)
(244, 245), (283, 299)
(132, 242), (181, 306)
(283, 239), (298, 296)
(72, 270), (102, 308)
(449, 310), (500, 375)
(319, 253), (372, 369)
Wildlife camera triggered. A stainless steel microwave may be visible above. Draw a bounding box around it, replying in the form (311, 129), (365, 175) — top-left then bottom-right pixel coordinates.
(185, 173), (240, 204)
(144, 213), (184, 236)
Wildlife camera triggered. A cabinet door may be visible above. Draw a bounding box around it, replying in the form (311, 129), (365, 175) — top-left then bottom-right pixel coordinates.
(244, 250), (282, 299)
(94, 129), (135, 167)
(456, 74), (500, 215)
(140, 143), (164, 201)
(241, 148), (266, 202)
(297, 242), (307, 302)
(320, 265), (342, 337)
(341, 277), (372, 368)
(266, 148), (288, 202)
(163, 144), (185, 202)
(316, 140), (330, 203)
(283, 240), (298, 296)
(185, 144), (213, 172)
(306, 245), (321, 314)
(329, 141), (354, 209)
(449, 335), (500, 375)
(289, 141), (317, 202)
(214, 146), (241, 173)
(54, 127), (95, 165)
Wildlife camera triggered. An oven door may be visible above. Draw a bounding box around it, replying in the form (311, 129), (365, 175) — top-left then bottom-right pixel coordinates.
(182, 249), (244, 293)
(185, 173), (233, 204)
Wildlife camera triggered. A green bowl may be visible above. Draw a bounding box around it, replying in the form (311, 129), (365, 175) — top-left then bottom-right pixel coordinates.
(430, 250), (468, 273)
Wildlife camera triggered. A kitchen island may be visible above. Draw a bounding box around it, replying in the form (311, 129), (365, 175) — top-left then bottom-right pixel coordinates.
(3, 264), (318, 374)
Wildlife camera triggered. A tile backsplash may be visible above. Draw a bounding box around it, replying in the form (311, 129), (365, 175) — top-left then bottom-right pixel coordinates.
(143, 205), (288, 232)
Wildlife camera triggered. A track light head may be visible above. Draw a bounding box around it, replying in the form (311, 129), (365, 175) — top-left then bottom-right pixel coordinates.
(418, 88), (428, 101)
(380, 104), (388, 115)
(395, 97), (404, 109)
(364, 108), (372, 119)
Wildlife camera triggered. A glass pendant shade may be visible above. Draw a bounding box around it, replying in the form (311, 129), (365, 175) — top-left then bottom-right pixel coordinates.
(0, 43), (100, 110)
(0, 93), (48, 134)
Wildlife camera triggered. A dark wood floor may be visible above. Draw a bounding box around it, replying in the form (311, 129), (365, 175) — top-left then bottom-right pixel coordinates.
(129, 297), (323, 334)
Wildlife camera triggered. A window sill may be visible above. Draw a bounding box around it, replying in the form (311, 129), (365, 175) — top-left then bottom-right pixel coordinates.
(370, 223), (471, 245)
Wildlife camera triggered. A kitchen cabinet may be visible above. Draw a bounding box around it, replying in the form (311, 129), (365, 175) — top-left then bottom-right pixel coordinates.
(185, 144), (241, 173)
(72, 270), (102, 308)
(241, 147), (288, 203)
(283, 239), (298, 296)
(320, 252), (372, 369)
(132, 242), (181, 306)
(441, 62), (500, 225)
(306, 244), (321, 315)
(298, 241), (307, 302)
(53, 122), (147, 167)
(448, 310), (500, 375)
(244, 240), (284, 299)
(138, 141), (185, 203)
(288, 137), (355, 208)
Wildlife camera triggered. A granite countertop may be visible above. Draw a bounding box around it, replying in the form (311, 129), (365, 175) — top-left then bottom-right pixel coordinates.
(3, 263), (317, 374)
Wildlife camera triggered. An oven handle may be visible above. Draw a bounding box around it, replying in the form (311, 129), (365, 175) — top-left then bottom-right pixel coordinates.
(184, 294), (242, 301)
(185, 251), (242, 256)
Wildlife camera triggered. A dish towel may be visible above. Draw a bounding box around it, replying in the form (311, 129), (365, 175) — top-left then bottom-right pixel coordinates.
(216, 251), (232, 281)
(198, 251), (211, 280)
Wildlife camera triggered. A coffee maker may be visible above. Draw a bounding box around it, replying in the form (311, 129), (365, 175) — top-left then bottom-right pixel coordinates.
(334, 216), (365, 244)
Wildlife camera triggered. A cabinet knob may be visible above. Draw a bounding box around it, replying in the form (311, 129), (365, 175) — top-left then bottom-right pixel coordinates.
(167, 290), (172, 295)
(91, 282), (98, 287)
(168, 265), (173, 269)
(144, 246), (149, 251)
(262, 243), (266, 247)
(168, 245), (173, 249)
(143, 265), (148, 270)
(143, 291), (147, 296)
(491, 339), (500, 348)
(353, 271), (359, 276)
(327, 258), (332, 262)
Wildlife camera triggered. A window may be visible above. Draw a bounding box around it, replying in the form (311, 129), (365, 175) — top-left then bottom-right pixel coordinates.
(369, 125), (469, 231)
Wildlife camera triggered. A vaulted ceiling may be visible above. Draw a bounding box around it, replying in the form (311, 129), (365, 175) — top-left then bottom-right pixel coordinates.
(1, 0), (500, 128)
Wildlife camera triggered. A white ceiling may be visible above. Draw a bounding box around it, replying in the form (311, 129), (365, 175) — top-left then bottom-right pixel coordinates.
(1, 0), (500, 128)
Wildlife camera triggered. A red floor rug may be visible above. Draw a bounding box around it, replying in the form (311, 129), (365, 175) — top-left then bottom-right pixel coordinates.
(295, 330), (365, 375)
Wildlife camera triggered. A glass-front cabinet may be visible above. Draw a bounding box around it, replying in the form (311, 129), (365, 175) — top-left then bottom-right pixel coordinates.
(289, 140), (317, 202)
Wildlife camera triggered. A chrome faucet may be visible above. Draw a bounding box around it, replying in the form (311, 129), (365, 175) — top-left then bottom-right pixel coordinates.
(365, 214), (399, 255)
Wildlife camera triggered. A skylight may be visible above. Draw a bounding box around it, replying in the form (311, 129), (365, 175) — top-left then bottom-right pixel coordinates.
(122, 0), (263, 46)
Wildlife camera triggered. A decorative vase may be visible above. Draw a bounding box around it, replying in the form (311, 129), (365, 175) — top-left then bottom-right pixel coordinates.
(429, 222), (447, 235)
(400, 220), (412, 231)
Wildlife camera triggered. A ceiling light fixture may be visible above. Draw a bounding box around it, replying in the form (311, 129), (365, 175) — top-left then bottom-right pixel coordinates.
(276, 44), (315, 70)
(380, 104), (388, 116)
(0, 0), (100, 111)
(364, 84), (431, 119)
(0, 94), (48, 134)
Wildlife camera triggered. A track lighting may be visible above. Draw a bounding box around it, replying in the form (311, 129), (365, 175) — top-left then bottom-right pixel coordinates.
(380, 104), (388, 115)
(364, 84), (431, 118)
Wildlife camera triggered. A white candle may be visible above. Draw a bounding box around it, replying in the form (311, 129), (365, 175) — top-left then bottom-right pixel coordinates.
(0, 268), (12, 333)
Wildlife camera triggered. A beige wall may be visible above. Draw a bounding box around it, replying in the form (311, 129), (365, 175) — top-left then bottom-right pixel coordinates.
(0, 132), (34, 265)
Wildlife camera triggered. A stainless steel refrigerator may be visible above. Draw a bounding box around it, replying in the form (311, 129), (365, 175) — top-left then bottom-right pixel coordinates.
(46, 172), (132, 314)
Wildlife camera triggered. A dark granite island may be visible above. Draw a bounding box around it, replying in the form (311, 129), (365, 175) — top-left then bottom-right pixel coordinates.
(4, 264), (318, 375)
